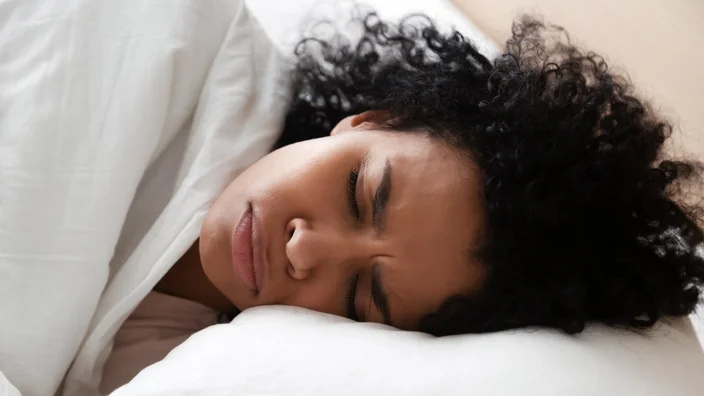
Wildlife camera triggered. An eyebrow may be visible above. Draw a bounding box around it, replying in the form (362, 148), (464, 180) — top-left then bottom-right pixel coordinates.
(372, 160), (392, 234)
(371, 262), (392, 325)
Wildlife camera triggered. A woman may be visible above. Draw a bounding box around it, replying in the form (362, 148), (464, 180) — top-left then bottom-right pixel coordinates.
(101, 12), (704, 393)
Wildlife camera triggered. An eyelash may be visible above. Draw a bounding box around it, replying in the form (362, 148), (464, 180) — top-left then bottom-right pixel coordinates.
(347, 168), (360, 220)
(347, 273), (360, 322)
(346, 168), (362, 321)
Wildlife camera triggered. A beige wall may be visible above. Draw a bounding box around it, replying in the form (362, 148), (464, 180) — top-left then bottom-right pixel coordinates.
(451, 0), (704, 160)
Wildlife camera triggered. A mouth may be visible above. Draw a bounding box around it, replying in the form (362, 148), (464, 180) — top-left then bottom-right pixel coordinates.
(230, 203), (267, 295)
(231, 204), (257, 292)
(251, 205), (267, 293)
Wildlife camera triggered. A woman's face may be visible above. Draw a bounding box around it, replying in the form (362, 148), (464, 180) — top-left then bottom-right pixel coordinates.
(200, 113), (485, 330)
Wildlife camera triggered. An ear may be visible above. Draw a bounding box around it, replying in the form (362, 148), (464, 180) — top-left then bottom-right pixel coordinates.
(330, 110), (387, 136)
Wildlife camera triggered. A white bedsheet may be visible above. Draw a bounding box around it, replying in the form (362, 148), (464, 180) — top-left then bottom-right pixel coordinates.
(0, 1), (287, 395)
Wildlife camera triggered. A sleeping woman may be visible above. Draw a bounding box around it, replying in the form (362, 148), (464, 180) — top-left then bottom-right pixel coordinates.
(100, 12), (704, 393)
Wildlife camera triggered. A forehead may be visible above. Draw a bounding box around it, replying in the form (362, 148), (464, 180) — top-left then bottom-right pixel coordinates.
(367, 132), (485, 329)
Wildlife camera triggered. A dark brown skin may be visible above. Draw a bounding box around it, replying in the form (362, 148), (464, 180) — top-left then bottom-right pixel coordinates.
(157, 112), (485, 330)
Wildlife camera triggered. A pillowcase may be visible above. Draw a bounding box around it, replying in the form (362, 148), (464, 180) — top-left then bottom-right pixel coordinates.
(113, 306), (704, 396)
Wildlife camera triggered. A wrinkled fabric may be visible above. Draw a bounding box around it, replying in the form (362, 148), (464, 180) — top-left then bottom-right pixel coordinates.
(99, 292), (225, 395)
(0, 1), (287, 394)
(114, 306), (704, 396)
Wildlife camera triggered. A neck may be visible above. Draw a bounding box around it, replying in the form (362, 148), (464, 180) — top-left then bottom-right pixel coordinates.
(155, 239), (235, 312)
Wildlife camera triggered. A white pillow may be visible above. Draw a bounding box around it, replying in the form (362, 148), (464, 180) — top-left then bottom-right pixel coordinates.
(114, 306), (704, 396)
(247, 0), (499, 59)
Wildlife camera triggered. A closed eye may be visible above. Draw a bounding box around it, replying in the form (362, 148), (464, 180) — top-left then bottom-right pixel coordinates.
(346, 273), (360, 321)
(347, 168), (360, 220)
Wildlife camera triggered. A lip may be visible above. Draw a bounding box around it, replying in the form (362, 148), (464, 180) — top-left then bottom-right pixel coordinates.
(250, 206), (268, 293)
(230, 203), (268, 294)
(231, 204), (257, 292)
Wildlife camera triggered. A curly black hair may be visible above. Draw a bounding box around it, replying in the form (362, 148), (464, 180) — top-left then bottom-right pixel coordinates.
(277, 13), (704, 335)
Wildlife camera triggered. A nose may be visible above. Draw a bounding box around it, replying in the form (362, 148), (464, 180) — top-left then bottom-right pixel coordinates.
(285, 218), (359, 280)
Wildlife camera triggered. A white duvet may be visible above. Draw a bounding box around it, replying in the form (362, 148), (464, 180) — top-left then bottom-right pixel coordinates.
(0, 1), (287, 394)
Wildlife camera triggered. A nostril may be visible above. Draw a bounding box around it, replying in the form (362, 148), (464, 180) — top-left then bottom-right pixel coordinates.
(286, 219), (300, 242)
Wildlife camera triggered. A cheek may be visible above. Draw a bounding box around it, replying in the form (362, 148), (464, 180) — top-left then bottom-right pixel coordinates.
(280, 279), (343, 315)
(386, 250), (481, 329)
(238, 141), (354, 212)
(243, 142), (329, 190)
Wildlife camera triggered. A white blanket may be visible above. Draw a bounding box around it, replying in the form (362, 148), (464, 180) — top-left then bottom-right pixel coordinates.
(0, 1), (287, 394)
